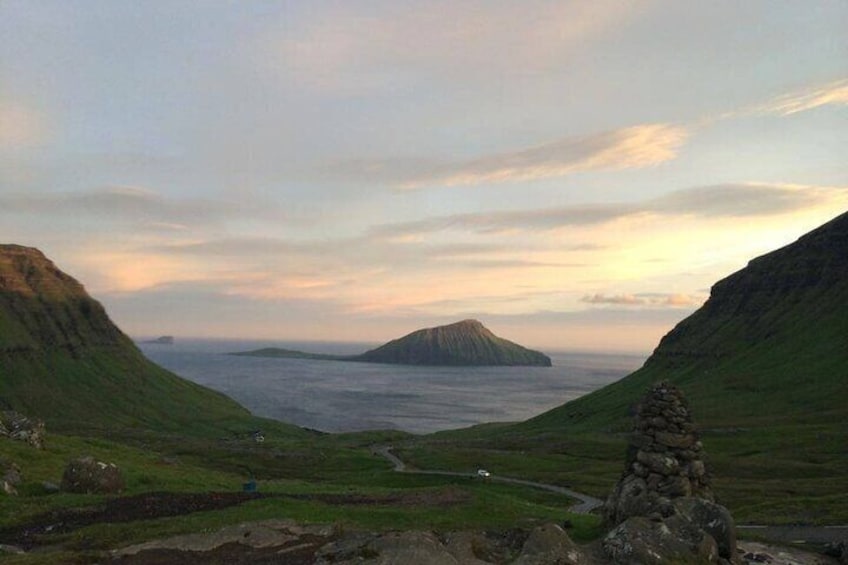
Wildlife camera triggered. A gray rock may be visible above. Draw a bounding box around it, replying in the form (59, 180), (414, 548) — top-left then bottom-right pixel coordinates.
(0, 544), (25, 555)
(316, 531), (460, 565)
(512, 523), (587, 565)
(603, 515), (719, 564)
(61, 456), (125, 494)
(1, 457), (21, 496)
(655, 430), (696, 449)
(115, 520), (333, 556)
(0, 411), (45, 449)
(41, 481), (60, 493)
(605, 475), (654, 525)
(673, 497), (736, 559)
(637, 450), (680, 475)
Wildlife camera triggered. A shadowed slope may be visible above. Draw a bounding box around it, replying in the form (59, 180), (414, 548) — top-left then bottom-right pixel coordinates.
(0, 244), (301, 437)
(522, 210), (848, 433)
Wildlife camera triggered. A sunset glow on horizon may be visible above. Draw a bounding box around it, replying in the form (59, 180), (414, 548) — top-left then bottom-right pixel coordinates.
(1, 2), (845, 353)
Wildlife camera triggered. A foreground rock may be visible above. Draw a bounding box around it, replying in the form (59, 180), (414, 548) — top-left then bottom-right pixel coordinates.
(0, 411), (45, 449)
(112, 520), (587, 564)
(602, 381), (738, 564)
(1, 457), (21, 496)
(61, 456), (125, 494)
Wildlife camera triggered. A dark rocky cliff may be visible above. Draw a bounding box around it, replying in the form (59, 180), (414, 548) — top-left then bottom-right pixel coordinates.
(521, 210), (848, 432)
(354, 319), (553, 366)
(0, 245), (129, 354)
(645, 210), (848, 368)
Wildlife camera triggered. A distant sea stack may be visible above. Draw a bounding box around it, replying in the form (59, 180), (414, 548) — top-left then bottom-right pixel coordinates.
(355, 319), (552, 367)
(145, 336), (174, 345)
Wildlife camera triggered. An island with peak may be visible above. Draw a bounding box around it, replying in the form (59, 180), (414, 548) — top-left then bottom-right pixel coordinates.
(231, 319), (553, 367)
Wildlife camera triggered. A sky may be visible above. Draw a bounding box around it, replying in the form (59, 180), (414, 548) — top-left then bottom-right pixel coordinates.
(1, 1), (846, 353)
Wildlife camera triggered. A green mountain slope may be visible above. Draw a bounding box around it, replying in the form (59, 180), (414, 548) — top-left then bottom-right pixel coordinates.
(355, 319), (552, 366)
(0, 244), (297, 436)
(523, 210), (848, 433)
(405, 212), (848, 523)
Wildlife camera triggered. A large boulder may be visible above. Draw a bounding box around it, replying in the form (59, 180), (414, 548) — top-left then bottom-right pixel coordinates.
(673, 497), (736, 560)
(315, 531), (460, 564)
(512, 523), (587, 565)
(603, 515), (719, 565)
(61, 456), (125, 494)
(1, 457), (21, 496)
(0, 411), (45, 449)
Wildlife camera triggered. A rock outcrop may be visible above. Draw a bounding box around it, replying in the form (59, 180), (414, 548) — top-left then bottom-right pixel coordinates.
(112, 520), (587, 564)
(602, 382), (737, 564)
(0, 411), (45, 449)
(1, 457), (21, 496)
(61, 456), (125, 494)
(604, 381), (712, 524)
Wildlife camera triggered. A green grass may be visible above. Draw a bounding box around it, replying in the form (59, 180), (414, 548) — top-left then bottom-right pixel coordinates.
(0, 430), (601, 563)
(396, 225), (848, 526)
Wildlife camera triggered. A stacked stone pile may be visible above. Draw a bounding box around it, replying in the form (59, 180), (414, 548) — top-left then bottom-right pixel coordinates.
(605, 380), (712, 524)
(603, 381), (738, 564)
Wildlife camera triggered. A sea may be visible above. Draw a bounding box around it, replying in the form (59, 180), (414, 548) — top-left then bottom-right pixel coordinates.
(137, 339), (646, 435)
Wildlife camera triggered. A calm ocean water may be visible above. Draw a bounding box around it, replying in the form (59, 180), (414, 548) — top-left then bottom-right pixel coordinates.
(137, 339), (645, 434)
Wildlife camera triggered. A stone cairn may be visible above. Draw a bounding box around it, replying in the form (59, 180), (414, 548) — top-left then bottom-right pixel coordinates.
(605, 380), (712, 525)
(602, 382), (738, 564)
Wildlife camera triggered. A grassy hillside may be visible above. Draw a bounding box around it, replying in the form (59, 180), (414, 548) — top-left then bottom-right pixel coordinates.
(524, 209), (848, 432)
(402, 212), (848, 523)
(0, 244), (301, 438)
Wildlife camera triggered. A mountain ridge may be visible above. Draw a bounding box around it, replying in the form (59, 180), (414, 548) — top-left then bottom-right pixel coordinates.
(522, 210), (848, 432)
(0, 244), (293, 436)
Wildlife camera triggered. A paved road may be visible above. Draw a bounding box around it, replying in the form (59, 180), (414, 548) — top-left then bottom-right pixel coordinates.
(374, 446), (603, 514)
(375, 447), (848, 547)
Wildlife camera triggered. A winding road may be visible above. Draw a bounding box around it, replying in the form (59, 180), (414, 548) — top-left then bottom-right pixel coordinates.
(375, 447), (848, 548)
(374, 446), (603, 514)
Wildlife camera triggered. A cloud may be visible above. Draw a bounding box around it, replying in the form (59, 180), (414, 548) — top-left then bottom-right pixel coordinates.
(371, 182), (848, 237)
(705, 78), (848, 125)
(0, 186), (283, 229)
(581, 293), (705, 307)
(327, 124), (687, 189)
(752, 78), (848, 116)
(582, 293), (644, 305)
(0, 103), (48, 149)
(260, 1), (639, 93)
